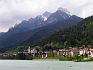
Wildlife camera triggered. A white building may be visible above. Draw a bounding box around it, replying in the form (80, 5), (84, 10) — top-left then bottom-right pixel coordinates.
(89, 49), (93, 57)
(28, 47), (31, 53)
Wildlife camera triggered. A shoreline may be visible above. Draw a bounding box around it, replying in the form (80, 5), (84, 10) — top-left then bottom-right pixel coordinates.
(0, 58), (93, 62)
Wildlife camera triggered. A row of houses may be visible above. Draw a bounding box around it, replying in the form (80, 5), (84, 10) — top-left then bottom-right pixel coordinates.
(23, 47), (93, 58)
(0, 47), (93, 58)
(59, 47), (93, 57)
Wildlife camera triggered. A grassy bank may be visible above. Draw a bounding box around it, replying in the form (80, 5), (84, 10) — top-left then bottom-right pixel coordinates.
(59, 56), (93, 62)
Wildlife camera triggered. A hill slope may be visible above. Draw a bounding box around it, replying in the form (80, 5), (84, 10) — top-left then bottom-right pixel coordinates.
(37, 16), (93, 48)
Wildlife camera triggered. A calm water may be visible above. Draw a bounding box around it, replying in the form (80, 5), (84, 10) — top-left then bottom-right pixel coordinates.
(0, 60), (93, 70)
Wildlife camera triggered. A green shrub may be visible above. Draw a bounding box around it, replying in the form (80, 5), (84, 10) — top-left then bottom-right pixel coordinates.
(59, 56), (76, 61)
(16, 53), (26, 60)
(26, 55), (33, 60)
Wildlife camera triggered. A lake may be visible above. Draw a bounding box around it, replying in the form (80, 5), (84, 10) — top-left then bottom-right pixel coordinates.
(0, 60), (93, 70)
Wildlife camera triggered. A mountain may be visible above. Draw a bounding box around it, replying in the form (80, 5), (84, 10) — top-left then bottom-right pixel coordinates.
(0, 32), (5, 37)
(23, 15), (82, 45)
(38, 16), (93, 48)
(8, 11), (51, 33)
(7, 8), (72, 34)
(0, 8), (82, 51)
(45, 8), (71, 24)
(8, 8), (71, 33)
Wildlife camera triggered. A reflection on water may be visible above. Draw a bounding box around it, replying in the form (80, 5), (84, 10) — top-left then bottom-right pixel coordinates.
(0, 60), (93, 70)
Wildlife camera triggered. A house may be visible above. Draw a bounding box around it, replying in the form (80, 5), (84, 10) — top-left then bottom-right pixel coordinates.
(70, 48), (79, 57)
(58, 48), (71, 57)
(79, 47), (88, 56)
(41, 51), (48, 58)
(88, 48), (93, 57)
(23, 47), (38, 57)
(31, 48), (38, 57)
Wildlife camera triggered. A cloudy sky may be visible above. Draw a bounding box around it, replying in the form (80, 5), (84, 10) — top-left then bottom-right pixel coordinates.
(0, 0), (93, 32)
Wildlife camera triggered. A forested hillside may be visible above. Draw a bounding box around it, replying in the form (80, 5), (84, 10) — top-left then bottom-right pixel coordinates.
(36, 16), (93, 49)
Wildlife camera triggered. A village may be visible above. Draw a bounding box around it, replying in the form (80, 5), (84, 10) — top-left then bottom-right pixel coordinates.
(26, 46), (93, 58)
(0, 45), (93, 60)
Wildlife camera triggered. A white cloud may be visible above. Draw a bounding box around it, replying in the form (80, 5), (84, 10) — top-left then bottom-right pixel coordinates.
(0, 0), (93, 32)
